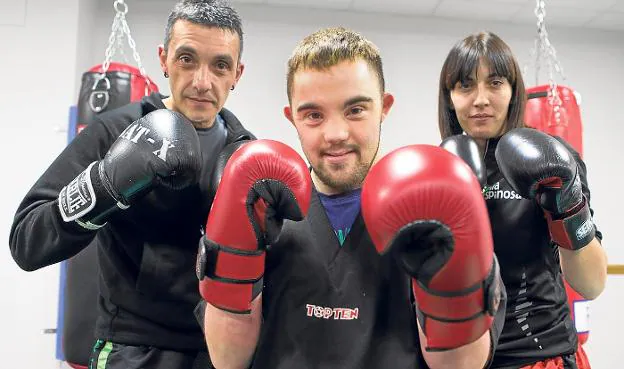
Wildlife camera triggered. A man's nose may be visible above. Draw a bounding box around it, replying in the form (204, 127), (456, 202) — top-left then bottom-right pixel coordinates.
(323, 117), (349, 143)
(193, 65), (214, 93)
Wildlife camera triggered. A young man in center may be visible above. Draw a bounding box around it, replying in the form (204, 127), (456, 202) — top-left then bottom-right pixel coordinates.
(196, 27), (507, 369)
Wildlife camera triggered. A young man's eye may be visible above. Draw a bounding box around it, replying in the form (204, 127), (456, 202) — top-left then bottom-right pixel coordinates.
(348, 107), (365, 116)
(302, 111), (324, 124)
(307, 112), (322, 120)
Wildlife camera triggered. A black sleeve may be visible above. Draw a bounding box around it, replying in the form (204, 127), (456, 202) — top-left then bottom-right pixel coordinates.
(484, 272), (507, 369)
(8, 117), (117, 271)
(553, 136), (603, 242)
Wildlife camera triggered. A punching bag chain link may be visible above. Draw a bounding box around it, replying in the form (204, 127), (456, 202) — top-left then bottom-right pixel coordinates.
(97, 0), (151, 91)
(525, 0), (565, 123)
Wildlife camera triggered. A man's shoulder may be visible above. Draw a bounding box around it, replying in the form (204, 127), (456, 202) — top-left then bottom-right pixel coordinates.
(95, 92), (166, 130)
(219, 107), (257, 141)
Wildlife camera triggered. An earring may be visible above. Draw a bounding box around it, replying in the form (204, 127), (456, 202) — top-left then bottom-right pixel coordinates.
(230, 85), (235, 91)
(164, 71), (169, 78)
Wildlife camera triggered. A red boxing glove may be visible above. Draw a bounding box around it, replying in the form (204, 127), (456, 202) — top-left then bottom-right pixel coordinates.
(362, 144), (502, 350)
(196, 139), (312, 313)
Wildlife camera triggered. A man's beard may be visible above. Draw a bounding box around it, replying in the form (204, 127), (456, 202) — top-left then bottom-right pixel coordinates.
(314, 139), (380, 193)
(315, 157), (369, 193)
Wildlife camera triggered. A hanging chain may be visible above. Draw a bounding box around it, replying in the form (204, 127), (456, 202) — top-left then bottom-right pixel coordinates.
(97, 0), (151, 90)
(115, 21), (129, 64)
(100, 5), (122, 78)
(524, 0), (566, 125)
(119, 4), (150, 87)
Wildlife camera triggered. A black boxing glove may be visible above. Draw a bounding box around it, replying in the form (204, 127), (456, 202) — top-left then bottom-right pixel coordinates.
(495, 128), (595, 250)
(58, 109), (202, 230)
(440, 134), (487, 188)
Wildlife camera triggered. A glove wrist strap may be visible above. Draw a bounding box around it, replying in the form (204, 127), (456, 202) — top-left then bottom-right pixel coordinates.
(197, 236), (265, 314)
(546, 196), (595, 250)
(58, 162), (125, 230)
(413, 256), (503, 351)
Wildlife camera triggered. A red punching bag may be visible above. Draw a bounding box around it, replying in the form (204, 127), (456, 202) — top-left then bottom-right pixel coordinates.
(525, 86), (591, 345)
(525, 85), (584, 156)
(523, 0), (591, 346)
(75, 0), (159, 136)
(77, 62), (159, 134)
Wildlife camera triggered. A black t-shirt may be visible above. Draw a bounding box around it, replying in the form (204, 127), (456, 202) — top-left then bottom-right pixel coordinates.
(249, 189), (506, 369)
(197, 114), (228, 190)
(484, 135), (602, 369)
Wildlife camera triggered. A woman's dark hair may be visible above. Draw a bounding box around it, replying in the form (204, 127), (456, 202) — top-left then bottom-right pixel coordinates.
(438, 31), (526, 139)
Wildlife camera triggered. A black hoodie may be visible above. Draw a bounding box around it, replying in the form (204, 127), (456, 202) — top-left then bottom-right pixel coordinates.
(9, 92), (256, 350)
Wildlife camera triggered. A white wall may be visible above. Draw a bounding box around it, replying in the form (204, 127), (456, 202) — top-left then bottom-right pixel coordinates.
(1, 0), (622, 368)
(0, 0), (83, 367)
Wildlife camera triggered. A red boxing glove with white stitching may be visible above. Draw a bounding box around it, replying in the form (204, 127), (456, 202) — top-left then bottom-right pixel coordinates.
(362, 144), (502, 350)
(196, 139), (312, 313)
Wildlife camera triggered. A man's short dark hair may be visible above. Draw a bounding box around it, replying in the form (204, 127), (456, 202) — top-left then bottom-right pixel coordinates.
(164, 0), (244, 59)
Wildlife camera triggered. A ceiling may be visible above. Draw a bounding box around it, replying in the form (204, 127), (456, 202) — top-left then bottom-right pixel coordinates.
(229, 0), (624, 31)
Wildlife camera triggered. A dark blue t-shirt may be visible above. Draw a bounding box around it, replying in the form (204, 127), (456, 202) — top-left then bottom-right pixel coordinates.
(317, 189), (361, 245)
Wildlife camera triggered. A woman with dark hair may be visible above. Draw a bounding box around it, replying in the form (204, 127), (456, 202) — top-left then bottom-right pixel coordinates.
(438, 31), (607, 369)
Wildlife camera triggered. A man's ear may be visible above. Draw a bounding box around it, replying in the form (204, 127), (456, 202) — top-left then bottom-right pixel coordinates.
(233, 62), (245, 89)
(284, 106), (295, 127)
(157, 44), (167, 75)
(380, 92), (395, 124)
